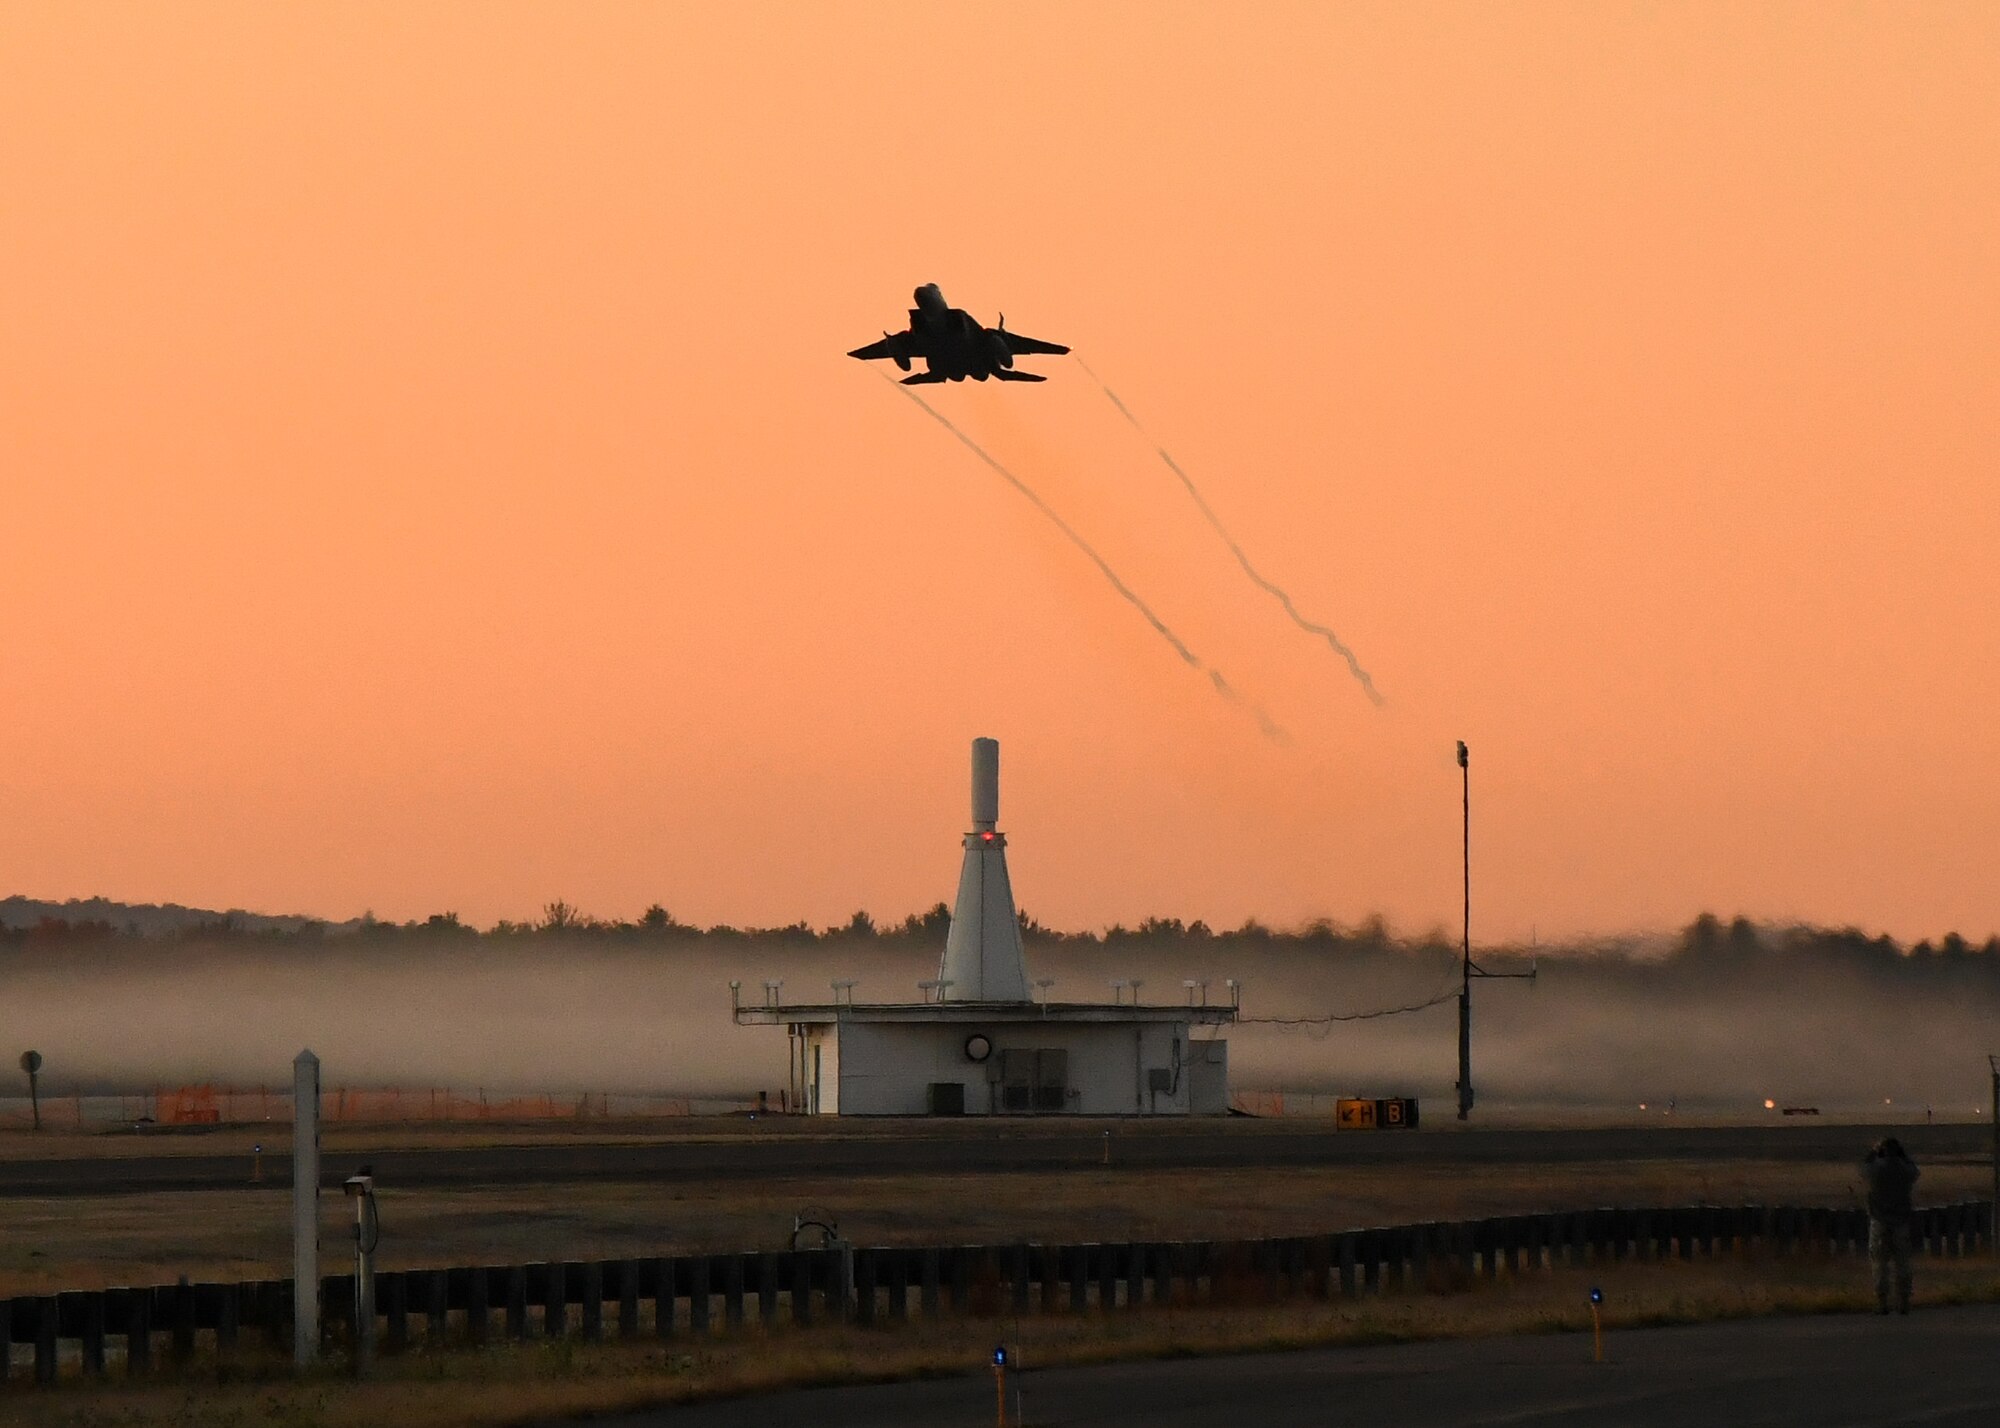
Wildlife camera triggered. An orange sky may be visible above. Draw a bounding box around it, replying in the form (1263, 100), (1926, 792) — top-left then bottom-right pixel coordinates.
(3, 4), (1995, 942)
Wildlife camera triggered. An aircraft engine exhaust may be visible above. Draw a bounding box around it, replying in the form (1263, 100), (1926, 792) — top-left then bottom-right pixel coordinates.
(884, 376), (1288, 744)
(1076, 358), (1385, 707)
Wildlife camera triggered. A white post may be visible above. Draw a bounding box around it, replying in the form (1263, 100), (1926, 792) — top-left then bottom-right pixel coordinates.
(349, 1174), (376, 1376)
(293, 1049), (321, 1367)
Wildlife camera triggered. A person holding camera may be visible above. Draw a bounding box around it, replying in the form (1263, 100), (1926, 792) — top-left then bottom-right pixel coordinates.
(1862, 1137), (1919, 1315)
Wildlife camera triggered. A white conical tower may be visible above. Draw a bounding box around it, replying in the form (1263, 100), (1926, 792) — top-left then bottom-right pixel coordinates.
(936, 738), (1032, 1002)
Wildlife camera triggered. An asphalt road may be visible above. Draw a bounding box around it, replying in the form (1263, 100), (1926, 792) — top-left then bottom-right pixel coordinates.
(608, 1305), (2000, 1427)
(0, 1122), (1984, 1198)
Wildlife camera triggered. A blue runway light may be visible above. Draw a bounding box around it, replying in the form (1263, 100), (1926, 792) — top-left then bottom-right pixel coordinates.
(992, 1345), (1009, 1368)
(1589, 1287), (1603, 1304)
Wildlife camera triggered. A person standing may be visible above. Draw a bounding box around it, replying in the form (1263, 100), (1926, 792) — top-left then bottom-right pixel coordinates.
(1862, 1137), (1920, 1314)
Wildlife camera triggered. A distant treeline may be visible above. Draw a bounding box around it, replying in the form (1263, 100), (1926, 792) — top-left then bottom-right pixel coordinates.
(2, 896), (1997, 970)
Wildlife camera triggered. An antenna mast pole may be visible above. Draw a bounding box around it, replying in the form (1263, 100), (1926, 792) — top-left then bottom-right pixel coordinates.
(1458, 742), (1473, 1120)
(1455, 740), (1533, 1123)
(1989, 1054), (1998, 1253)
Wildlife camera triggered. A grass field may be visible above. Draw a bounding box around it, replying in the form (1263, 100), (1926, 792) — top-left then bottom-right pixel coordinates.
(6, 1255), (1999, 1428)
(2, 1154), (1991, 1297)
(4, 1117), (1993, 1424)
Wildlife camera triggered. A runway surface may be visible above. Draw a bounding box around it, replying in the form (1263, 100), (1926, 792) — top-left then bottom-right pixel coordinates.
(0, 1122), (1983, 1198)
(606, 1305), (2000, 1427)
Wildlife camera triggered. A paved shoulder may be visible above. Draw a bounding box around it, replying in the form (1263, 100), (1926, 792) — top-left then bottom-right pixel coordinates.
(606, 1306), (2000, 1428)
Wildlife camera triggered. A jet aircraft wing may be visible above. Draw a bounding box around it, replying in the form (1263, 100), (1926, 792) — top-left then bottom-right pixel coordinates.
(999, 331), (1069, 357)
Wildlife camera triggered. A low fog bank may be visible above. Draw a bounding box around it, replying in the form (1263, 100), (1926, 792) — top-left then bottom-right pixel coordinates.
(2, 918), (1996, 1115)
(1026, 926), (2000, 1116)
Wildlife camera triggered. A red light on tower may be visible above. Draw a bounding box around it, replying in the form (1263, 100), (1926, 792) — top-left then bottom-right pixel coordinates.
(980, 831), (995, 842)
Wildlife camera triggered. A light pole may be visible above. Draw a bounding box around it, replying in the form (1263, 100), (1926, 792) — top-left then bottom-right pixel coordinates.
(1458, 743), (1471, 1120)
(1454, 741), (1533, 1122)
(1989, 1054), (1998, 1254)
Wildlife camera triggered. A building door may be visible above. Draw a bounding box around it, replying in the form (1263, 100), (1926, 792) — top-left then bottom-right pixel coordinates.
(999, 1049), (1034, 1112)
(1000, 1049), (1070, 1113)
(1033, 1049), (1068, 1111)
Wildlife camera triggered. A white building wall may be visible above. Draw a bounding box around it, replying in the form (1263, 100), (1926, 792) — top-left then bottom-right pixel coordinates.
(824, 1018), (1224, 1116)
(805, 1024), (841, 1115)
(831, 1022), (937, 1116)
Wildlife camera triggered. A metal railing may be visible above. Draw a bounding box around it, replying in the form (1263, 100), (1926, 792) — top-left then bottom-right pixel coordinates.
(3, 1199), (1990, 1385)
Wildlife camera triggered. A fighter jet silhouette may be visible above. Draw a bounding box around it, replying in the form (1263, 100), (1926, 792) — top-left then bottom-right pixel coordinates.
(848, 284), (1069, 384)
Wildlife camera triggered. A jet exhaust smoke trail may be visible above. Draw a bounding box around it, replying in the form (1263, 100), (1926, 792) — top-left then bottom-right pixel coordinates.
(1076, 358), (1385, 707)
(885, 377), (1289, 744)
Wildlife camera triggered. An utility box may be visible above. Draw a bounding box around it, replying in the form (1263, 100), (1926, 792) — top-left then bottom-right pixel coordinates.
(927, 1082), (965, 1116)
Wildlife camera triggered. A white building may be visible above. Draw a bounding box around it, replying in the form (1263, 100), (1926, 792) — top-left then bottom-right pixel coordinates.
(733, 738), (1235, 1116)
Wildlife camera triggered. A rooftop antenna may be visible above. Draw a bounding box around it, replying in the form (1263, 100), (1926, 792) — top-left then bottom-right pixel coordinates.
(1110, 979), (1127, 1005)
(728, 980), (742, 1012)
(1225, 978), (1241, 1010)
(830, 979), (858, 1006)
(937, 738), (1032, 1002)
(1034, 977), (1055, 1006)
(1130, 978), (1144, 1004)
(762, 979), (783, 1009)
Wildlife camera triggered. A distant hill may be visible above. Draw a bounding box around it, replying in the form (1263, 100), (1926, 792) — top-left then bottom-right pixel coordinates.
(0, 895), (364, 938)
